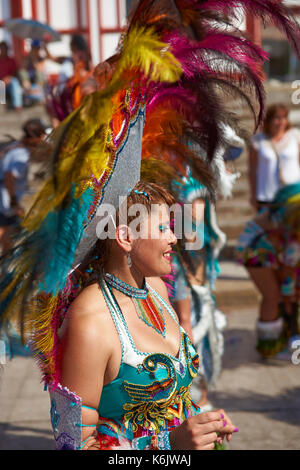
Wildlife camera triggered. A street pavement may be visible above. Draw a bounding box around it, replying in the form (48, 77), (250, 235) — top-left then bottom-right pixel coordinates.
(0, 305), (299, 450)
(209, 308), (300, 450)
(0, 353), (54, 450)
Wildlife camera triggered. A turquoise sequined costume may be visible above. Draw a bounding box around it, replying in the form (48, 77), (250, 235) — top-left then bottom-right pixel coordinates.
(50, 277), (201, 450)
(236, 183), (300, 356)
(236, 183), (300, 286)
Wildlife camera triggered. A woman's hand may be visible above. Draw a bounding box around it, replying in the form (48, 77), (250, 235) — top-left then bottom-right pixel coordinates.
(81, 432), (100, 451)
(169, 410), (238, 450)
(216, 409), (237, 444)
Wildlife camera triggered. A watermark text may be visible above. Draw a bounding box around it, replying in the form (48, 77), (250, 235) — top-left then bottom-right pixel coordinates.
(95, 199), (205, 250)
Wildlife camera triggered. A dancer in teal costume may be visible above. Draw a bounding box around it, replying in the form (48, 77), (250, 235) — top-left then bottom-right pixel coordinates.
(237, 182), (300, 358)
(171, 172), (227, 407)
(51, 182), (237, 450)
(1, 0), (300, 452)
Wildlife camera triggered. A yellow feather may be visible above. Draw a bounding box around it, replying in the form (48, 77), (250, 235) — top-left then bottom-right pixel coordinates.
(30, 295), (59, 355)
(115, 26), (182, 84)
(21, 26), (181, 234)
(1, 25), (183, 356)
(22, 93), (117, 232)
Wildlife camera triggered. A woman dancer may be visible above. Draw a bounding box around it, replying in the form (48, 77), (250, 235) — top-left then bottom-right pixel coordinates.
(237, 104), (300, 357)
(1, 0), (300, 451)
(51, 181), (237, 450)
(237, 182), (300, 358)
(170, 172), (227, 410)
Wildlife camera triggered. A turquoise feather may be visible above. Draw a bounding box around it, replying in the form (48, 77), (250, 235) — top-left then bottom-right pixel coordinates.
(39, 187), (95, 294)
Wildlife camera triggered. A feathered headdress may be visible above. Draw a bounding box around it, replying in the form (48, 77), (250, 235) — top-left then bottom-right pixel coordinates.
(1, 0), (300, 387)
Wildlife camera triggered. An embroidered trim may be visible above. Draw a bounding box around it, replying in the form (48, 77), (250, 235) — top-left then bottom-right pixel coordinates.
(84, 103), (146, 228)
(100, 276), (126, 361)
(104, 279), (185, 371)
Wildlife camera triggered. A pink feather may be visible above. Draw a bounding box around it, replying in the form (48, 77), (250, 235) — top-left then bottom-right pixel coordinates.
(198, 0), (300, 56)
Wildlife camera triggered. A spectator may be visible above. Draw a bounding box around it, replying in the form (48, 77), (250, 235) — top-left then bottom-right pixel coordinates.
(45, 34), (93, 86)
(70, 34), (92, 70)
(0, 119), (47, 254)
(248, 103), (300, 211)
(45, 35), (97, 126)
(18, 39), (47, 106)
(0, 41), (23, 110)
(70, 35), (96, 106)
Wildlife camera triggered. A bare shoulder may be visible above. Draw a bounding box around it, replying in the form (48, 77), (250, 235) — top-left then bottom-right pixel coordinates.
(60, 283), (115, 401)
(63, 283), (113, 352)
(68, 282), (107, 317)
(147, 277), (170, 303)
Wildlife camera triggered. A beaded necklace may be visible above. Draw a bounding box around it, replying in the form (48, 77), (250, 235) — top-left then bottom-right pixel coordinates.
(104, 273), (166, 338)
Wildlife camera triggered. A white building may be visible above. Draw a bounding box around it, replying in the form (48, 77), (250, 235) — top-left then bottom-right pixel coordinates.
(0, 0), (136, 73)
(1, 0), (299, 81)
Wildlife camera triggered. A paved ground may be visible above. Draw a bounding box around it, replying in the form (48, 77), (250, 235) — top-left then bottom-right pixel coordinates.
(0, 355), (54, 450)
(1, 305), (299, 450)
(210, 308), (300, 450)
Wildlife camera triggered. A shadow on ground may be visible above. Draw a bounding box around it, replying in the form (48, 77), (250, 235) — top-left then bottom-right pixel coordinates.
(209, 386), (300, 426)
(0, 422), (54, 450)
(222, 328), (293, 370)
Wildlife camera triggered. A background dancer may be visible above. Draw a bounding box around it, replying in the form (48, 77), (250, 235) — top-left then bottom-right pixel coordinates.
(237, 104), (300, 358)
(1, 0), (300, 451)
(237, 182), (300, 358)
(170, 173), (227, 411)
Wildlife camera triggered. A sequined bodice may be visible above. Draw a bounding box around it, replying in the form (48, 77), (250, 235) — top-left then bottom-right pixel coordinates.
(97, 280), (200, 440)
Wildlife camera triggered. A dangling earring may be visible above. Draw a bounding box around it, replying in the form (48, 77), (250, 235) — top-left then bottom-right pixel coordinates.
(127, 254), (132, 268)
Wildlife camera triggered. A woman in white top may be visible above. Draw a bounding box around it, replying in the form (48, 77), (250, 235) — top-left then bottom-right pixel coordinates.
(249, 103), (300, 209)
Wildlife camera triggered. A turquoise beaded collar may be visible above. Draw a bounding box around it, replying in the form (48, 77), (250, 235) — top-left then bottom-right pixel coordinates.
(104, 273), (148, 300)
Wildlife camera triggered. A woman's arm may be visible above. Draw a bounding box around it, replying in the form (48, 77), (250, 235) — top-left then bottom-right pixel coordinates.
(43, 44), (67, 64)
(60, 289), (113, 450)
(248, 145), (258, 210)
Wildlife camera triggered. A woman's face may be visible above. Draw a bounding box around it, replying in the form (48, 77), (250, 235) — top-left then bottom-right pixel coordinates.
(130, 204), (177, 277)
(268, 110), (288, 137)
